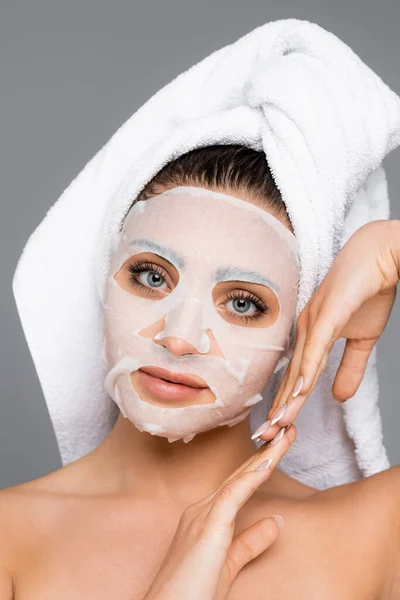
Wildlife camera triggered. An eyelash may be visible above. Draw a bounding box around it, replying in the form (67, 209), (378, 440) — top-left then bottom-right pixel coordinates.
(224, 290), (269, 323)
(126, 261), (270, 322)
(127, 261), (170, 295)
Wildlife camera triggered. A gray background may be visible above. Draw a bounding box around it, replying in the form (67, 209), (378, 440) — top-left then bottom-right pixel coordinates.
(1, 1), (399, 488)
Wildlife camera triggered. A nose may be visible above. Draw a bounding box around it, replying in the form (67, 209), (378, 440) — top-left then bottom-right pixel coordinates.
(154, 335), (205, 357)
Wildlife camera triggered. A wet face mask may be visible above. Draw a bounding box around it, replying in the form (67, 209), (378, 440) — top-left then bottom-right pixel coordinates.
(102, 186), (300, 442)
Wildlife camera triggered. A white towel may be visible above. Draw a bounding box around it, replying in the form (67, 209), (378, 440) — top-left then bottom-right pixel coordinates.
(12, 18), (400, 489)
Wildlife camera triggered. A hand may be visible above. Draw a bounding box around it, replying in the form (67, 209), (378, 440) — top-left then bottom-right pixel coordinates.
(143, 424), (296, 600)
(253, 219), (400, 439)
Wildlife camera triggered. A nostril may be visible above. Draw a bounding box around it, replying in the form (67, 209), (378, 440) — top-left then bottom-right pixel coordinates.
(155, 335), (199, 357)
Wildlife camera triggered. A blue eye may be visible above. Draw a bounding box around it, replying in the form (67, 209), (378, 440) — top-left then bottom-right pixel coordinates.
(127, 261), (170, 293)
(224, 290), (268, 323)
(138, 270), (167, 289)
(227, 298), (257, 315)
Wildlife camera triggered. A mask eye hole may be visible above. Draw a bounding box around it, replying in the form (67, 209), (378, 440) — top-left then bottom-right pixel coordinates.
(127, 261), (169, 292)
(213, 281), (280, 328)
(113, 252), (179, 298)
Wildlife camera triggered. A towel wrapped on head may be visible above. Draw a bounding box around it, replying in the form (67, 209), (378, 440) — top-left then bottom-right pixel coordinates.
(12, 18), (400, 489)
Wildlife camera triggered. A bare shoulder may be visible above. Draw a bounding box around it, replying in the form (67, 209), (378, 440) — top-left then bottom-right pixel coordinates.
(241, 468), (400, 600)
(0, 470), (67, 542)
(352, 465), (400, 599)
(0, 461), (89, 598)
(0, 477), (55, 600)
(308, 466), (400, 599)
(0, 457), (94, 554)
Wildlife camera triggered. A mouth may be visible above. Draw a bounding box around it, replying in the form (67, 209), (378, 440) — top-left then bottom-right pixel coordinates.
(134, 366), (209, 402)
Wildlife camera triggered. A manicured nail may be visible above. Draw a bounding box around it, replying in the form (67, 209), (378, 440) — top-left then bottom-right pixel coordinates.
(292, 375), (304, 398)
(255, 457), (273, 471)
(270, 403), (287, 426)
(272, 514), (285, 529)
(268, 426), (286, 446)
(251, 419), (271, 440)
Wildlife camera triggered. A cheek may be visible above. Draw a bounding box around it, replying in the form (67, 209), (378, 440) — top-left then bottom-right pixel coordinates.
(139, 318), (165, 339)
(231, 350), (282, 400)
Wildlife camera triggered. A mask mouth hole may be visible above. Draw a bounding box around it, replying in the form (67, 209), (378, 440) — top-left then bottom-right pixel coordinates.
(129, 368), (217, 408)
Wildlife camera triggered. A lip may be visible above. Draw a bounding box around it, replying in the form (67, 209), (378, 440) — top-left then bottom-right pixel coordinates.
(134, 366), (209, 403)
(139, 366), (208, 388)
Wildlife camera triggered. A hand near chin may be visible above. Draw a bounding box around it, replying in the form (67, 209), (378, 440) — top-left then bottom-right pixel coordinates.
(143, 424), (296, 600)
(258, 219), (399, 437)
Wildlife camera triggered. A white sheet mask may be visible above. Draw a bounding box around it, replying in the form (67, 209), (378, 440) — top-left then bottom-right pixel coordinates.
(102, 186), (300, 442)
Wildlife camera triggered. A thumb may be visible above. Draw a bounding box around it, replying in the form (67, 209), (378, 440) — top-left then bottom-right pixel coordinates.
(332, 338), (376, 402)
(222, 516), (283, 585)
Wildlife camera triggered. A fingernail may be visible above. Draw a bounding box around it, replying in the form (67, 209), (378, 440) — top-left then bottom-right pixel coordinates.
(251, 419), (271, 440)
(292, 375), (304, 398)
(270, 403), (287, 426)
(272, 514), (285, 529)
(255, 457), (273, 471)
(268, 426), (286, 446)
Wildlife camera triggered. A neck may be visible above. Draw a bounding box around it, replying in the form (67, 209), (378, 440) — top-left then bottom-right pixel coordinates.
(88, 412), (288, 505)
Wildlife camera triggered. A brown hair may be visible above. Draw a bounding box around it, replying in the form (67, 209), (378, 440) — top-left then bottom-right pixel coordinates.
(121, 144), (291, 230)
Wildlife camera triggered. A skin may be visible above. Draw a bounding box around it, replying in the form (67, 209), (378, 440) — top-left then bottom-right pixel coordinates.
(0, 195), (399, 599)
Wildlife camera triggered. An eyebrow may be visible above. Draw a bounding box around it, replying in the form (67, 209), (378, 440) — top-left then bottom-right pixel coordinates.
(130, 238), (185, 269)
(214, 267), (279, 291)
(128, 238), (278, 291)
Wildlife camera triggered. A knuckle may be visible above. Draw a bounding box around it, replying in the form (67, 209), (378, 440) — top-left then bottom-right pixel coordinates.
(321, 354), (328, 371)
(224, 553), (241, 581)
(301, 351), (317, 373)
(287, 424), (297, 444)
(308, 304), (319, 323)
(297, 308), (308, 328)
(235, 536), (256, 563)
(181, 503), (201, 523)
(217, 483), (234, 504)
(279, 434), (291, 453)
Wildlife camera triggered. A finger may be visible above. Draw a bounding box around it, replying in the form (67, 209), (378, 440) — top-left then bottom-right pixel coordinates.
(223, 516), (282, 582)
(267, 304), (318, 422)
(296, 312), (336, 394)
(265, 348), (331, 430)
(210, 420), (295, 493)
(332, 338), (376, 402)
(267, 309), (309, 417)
(206, 425), (296, 522)
(267, 357), (292, 416)
(266, 339), (304, 424)
(270, 312), (336, 425)
(209, 422), (297, 503)
(237, 422), (297, 481)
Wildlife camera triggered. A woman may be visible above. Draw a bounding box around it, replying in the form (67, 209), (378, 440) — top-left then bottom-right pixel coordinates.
(1, 145), (399, 599)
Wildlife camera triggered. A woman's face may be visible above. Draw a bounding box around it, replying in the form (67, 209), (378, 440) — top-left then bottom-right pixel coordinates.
(102, 186), (299, 443)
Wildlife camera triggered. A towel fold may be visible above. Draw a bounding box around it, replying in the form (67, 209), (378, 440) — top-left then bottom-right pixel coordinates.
(12, 18), (400, 489)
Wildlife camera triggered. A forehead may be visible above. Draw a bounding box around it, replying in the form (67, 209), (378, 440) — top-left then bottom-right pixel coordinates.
(126, 186), (296, 246)
(118, 188), (299, 296)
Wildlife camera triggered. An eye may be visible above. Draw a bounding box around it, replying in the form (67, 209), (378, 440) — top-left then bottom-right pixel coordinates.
(138, 270), (167, 289)
(127, 261), (170, 294)
(226, 297), (257, 316)
(224, 290), (269, 323)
